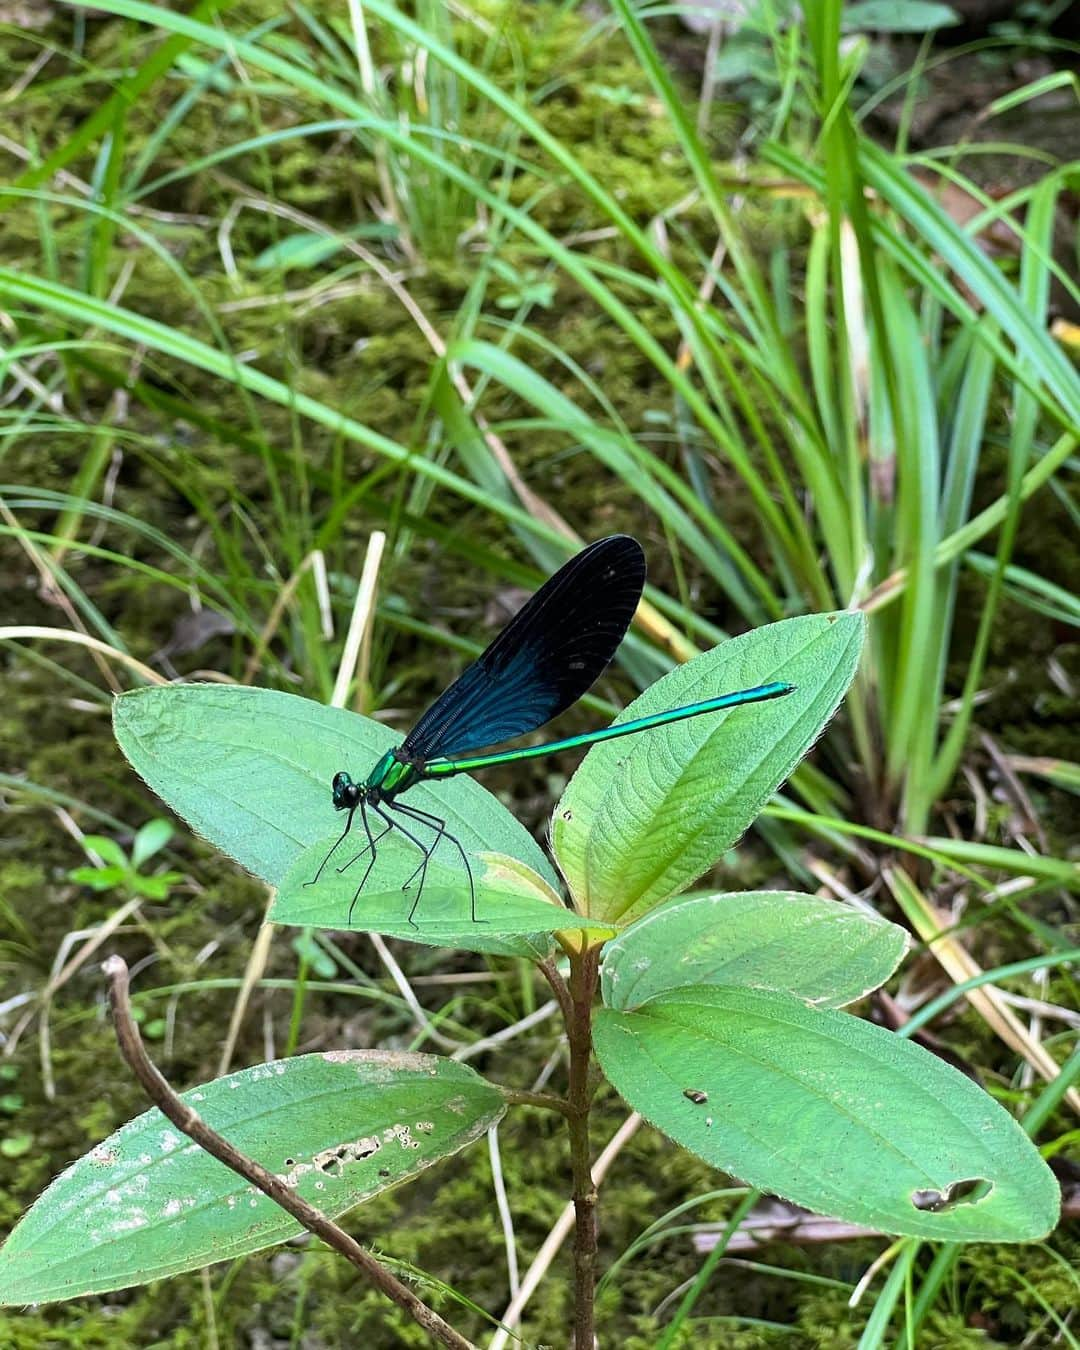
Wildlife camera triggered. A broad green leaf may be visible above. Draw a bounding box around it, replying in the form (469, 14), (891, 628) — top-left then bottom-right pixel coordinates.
(112, 685), (559, 894)
(275, 843), (610, 958)
(601, 891), (908, 1011)
(0, 1051), (504, 1305)
(595, 987), (1058, 1242)
(551, 613), (864, 923)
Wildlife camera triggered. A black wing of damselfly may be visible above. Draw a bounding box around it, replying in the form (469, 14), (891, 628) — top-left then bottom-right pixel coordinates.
(401, 535), (647, 761)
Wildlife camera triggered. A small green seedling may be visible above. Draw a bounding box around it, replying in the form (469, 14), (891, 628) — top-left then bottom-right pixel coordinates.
(67, 819), (182, 902)
(0, 612), (1059, 1340)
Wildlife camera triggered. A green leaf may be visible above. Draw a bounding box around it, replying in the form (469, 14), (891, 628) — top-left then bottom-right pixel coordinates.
(290, 932), (338, 980)
(275, 846), (608, 958)
(551, 613), (864, 923)
(595, 987), (1058, 1242)
(132, 873), (182, 901)
(131, 818), (173, 869)
(601, 891), (908, 1011)
(112, 685), (559, 893)
(81, 835), (128, 868)
(1, 1134), (33, 1160)
(917, 838), (1080, 892)
(0, 1051), (505, 1305)
(174, 51), (237, 94)
(841, 1), (960, 31)
(965, 553), (1080, 629)
(1007, 756), (1080, 796)
(713, 39), (779, 87)
(251, 223), (398, 272)
(68, 865), (127, 890)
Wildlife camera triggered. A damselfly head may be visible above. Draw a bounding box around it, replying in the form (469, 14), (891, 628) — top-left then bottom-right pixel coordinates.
(331, 772), (362, 810)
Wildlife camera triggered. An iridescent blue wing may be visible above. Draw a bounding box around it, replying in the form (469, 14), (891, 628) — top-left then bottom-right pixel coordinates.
(401, 536), (646, 760)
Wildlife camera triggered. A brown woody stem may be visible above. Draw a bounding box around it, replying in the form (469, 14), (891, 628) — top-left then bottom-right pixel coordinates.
(566, 945), (601, 1349)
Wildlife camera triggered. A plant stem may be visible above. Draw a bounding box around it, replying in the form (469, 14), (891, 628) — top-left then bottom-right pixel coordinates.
(538, 953), (575, 1023)
(566, 945), (601, 1349)
(102, 955), (476, 1350)
(502, 1087), (573, 1119)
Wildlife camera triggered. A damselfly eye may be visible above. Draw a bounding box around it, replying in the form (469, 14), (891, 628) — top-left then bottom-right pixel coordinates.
(332, 771), (351, 793)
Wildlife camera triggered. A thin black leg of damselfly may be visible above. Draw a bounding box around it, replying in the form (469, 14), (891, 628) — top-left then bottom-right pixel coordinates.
(390, 799), (478, 924)
(304, 804), (356, 887)
(337, 812), (392, 875)
(345, 800), (389, 926)
(368, 801), (434, 928)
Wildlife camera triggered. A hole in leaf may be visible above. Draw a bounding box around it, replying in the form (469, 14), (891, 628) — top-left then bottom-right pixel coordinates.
(911, 1177), (993, 1213)
(313, 1136), (382, 1177)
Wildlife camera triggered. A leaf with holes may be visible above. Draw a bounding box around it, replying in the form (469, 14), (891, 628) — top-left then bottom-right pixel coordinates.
(0, 1051), (505, 1305)
(595, 986), (1058, 1242)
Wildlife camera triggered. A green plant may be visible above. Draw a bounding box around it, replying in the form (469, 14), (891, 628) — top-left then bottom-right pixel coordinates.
(67, 818), (182, 901)
(691, 0), (960, 130)
(0, 614), (1060, 1345)
(1, 0), (1076, 1341)
(0, 1066), (29, 1163)
(5, 0), (1076, 841)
